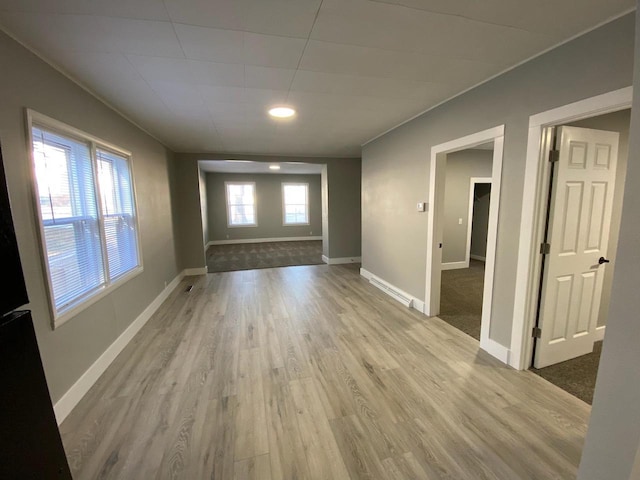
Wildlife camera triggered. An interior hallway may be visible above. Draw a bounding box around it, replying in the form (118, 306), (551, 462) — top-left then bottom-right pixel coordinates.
(60, 264), (588, 479)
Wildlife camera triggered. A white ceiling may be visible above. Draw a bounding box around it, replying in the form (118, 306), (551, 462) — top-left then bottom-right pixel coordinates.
(200, 160), (323, 174)
(0, 0), (634, 157)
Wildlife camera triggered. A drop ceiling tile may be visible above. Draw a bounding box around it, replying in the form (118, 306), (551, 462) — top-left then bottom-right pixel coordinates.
(189, 60), (245, 87)
(369, 0), (635, 36)
(96, 17), (183, 57)
(174, 23), (244, 63)
(164, 0), (244, 30)
(147, 80), (211, 117)
(242, 0), (321, 38)
(243, 32), (306, 69)
(199, 85), (246, 105)
(127, 55), (197, 84)
(311, 0), (550, 65)
(243, 88), (289, 106)
(206, 106), (246, 126)
(244, 66), (296, 90)
(299, 40), (501, 84)
(290, 69), (458, 101)
(0, 0), (169, 21)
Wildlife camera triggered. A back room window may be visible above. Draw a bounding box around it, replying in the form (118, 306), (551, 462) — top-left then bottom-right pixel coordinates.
(225, 182), (257, 227)
(282, 183), (309, 225)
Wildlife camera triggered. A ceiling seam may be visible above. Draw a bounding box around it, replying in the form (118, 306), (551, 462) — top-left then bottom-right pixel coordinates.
(161, 0), (227, 152)
(284, 0), (325, 103)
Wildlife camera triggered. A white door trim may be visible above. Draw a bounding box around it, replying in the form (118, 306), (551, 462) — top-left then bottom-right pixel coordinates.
(510, 86), (632, 370)
(425, 125), (504, 361)
(466, 177), (492, 268)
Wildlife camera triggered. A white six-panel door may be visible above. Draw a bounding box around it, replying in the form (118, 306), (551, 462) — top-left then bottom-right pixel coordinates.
(533, 126), (619, 369)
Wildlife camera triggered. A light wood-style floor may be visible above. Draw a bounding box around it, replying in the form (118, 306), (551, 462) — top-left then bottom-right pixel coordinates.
(60, 264), (590, 479)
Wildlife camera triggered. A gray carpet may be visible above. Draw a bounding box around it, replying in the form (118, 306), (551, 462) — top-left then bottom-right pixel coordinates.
(531, 341), (603, 405)
(439, 260), (485, 341)
(206, 240), (323, 273)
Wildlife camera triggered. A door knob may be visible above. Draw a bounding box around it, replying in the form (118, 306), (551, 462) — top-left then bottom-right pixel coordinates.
(598, 257), (610, 265)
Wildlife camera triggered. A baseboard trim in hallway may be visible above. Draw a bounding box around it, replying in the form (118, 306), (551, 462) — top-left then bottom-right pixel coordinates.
(360, 267), (425, 313)
(322, 255), (362, 265)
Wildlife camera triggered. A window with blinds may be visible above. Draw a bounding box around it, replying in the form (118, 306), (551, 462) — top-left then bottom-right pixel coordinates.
(30, 117), (141, 325)
(282, 183), (309, 225)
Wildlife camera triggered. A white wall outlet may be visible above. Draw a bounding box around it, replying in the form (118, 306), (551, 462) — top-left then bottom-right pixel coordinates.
(417, 202), (426, 212)
(458, 218), (463, 225)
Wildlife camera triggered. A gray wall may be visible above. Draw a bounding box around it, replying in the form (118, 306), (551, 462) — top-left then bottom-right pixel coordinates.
(442, 149), (493, 264)
(199, 167), (209, 245)
(174, 153), (361, 267)
(206, 172), (322, 242)
(567, 109), (631, 328)
(361, 13), (635, 347)
(578, 6), (640, 477)
(470, 183), (491, 260)
(170, 157), (206, 272)
(0, 31), (179, 403)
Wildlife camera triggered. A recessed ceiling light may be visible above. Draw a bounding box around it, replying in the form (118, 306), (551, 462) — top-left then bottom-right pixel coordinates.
(269, 165), (281, 170)
(268, 106), (296, 118)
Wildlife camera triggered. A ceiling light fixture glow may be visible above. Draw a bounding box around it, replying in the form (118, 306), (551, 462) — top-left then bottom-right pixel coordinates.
(268, 106), (296, 118)
(269, 165), (281, 170)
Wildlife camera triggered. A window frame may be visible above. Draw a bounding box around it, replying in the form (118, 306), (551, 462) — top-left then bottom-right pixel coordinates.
(282, 182), (310, 226)
(225, 181), (257, 228)
(26, 109), (143, 329)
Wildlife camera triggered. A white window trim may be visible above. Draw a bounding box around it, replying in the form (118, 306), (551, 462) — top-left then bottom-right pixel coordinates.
(225, 181), (257, 228)
(282, 182), (310, 226)
(26, 109), (144, 329)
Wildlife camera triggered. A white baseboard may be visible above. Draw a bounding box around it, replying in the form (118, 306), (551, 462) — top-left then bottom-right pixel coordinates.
(183, 267), (208, 276)
(480, 337), (511, 364)
(359, 268), (425, 314)
(207, 236), (322, 246)
(470, 254), (486, 262)
(441, 261), (469, 271)
(594, 326), (607, 342)
(53, 272), (184, 425)
(323, 256), (361, 265)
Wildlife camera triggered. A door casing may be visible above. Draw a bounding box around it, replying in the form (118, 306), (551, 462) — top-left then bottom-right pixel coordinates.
(510, 87), (632, 370)
(425, 125), (506, 363)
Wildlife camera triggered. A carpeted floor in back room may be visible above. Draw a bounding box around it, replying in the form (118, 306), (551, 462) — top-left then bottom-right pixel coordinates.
(206, 240), (323, 273)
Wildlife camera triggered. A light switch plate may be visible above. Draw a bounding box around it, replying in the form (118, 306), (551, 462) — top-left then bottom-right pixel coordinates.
(417, 202), (425, 212)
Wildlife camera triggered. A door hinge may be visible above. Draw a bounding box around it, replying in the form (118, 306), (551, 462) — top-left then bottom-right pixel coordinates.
(549, 150), (560, 163)
(540, 242), (551, 255)
(532, 327), (542, 339)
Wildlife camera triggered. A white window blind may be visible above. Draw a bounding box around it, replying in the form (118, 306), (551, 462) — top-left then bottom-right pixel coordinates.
(226, 182), (256, 226)
(283, 183), (309, 225)
(31, 122), (140, 322)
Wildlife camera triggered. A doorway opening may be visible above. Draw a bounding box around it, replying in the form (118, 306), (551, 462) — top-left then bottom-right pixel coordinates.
(527, 108), (631, 404)
(197, 160), (328, 273)
(425, 125), (506, 362)
(439, 147), (493, 341)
